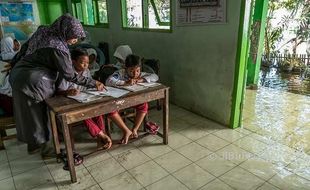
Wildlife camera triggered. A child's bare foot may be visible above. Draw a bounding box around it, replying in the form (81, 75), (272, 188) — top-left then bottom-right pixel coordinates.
(120, 130), (132, 144)
(131, 129), (139, 139)
(98, 132), (112, 149)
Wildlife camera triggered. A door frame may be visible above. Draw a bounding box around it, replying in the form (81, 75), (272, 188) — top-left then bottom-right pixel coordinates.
(230, 0), (253, 129)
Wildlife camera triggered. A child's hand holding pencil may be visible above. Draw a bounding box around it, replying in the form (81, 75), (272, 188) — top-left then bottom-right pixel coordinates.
(95, 80), (108, 91)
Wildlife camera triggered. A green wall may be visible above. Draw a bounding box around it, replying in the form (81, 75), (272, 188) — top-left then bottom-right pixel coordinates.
(230, 0), (253, 128)
(85, 0), (243, 127)
(37, 0), (68, 24)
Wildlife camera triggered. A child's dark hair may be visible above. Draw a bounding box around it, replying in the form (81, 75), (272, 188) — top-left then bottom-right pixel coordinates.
(125, 54), (141, 68)
(71, 48), (88, 61)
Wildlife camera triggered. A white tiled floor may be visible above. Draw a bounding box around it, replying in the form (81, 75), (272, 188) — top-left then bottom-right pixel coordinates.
(0, 93), (309, 189)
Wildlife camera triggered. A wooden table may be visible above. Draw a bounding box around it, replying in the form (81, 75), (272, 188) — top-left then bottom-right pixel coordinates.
(45, 85), (169, 183)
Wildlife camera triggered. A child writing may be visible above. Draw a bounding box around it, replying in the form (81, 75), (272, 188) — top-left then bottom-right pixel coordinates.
(57, 49), (133, 146)
(106, 54), (159, 138)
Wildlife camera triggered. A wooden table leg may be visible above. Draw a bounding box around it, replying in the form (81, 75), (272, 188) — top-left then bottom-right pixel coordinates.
(163, 89), (169, 145)
(61, 114), (77, 183)
(69, 125), (75, 151)
(49, 110), (60, 155)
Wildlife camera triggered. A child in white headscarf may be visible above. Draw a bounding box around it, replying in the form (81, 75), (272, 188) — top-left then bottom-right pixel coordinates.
(0, 36), (20, 96)
(113, 45), (132, 69)
(86, 48), (100, 76)
(1, 36), (20, 60)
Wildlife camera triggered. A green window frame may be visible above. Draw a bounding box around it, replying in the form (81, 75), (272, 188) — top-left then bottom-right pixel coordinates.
(71, 0), (109, 27)
(121, 0), (172, 31)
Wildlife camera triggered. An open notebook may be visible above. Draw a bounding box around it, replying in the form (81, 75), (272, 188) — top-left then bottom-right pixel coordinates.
(138, 82), (161, 87)
(67, 83), (160, 103)
(86, 86), (129, 98)
(121, 83), (161, 92)
(67, 92), (102, 103)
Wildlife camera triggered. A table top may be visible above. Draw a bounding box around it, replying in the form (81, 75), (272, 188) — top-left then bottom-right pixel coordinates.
(46, 85), (168, 114)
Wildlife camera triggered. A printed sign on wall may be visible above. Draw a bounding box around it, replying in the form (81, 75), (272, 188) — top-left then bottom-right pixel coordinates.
(176, 0), (226, 25)
(179, 0), (219, 8)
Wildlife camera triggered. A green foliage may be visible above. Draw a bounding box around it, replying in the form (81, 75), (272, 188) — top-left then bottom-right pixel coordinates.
(152, 0), (170, 22)
(281, 57), (306, 72)
(264, 0), (283, 55)
(264, 0), (310, 55)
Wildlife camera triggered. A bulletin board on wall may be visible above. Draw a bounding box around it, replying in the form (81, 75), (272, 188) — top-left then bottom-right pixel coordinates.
(0, 0), (39, 41)
(176, 0), (227, 26)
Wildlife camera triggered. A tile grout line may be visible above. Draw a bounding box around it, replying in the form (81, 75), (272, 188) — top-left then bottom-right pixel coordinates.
(83, 165), (104, 190)
(82, 133), (172, 188)
(5, 150), (17, 190)
(162, 132), (240, 190)
(43, 159), (62, 190)
(84, 154), (141, 187)
(191, 134), (271, 189)
(122, 134), (194, 189)
(129, 141), (175, 188)
(107, 150), (150, 188)
(151, 151), (193, 189)
(9, 157), (46, 178)
(193, 155), (245, 190)
(210, 127), (310, 187)
(5, 105), (309, 189)
(14, 164), (55, 190)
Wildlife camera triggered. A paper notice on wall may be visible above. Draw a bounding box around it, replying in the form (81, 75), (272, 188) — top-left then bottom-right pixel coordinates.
(176, 0), (226, 26)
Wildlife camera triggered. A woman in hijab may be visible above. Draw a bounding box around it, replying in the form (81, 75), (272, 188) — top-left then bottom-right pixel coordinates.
(0, 36), (20, 61)
(113, 45), (132, 69)
(9, 14), (105, 156)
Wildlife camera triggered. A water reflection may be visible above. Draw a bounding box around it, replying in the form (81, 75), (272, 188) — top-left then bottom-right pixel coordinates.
(244, 69), (310, 155)
(259, 67), (310, 95)
(242, 66), (310, 184)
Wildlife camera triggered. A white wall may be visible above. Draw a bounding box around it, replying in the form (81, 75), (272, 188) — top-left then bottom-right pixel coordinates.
(86, 0), (242, 126)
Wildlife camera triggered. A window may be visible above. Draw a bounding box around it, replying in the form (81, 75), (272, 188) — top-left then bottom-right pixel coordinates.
(121, 0), (171, 30)
(72, 0), (108, 27)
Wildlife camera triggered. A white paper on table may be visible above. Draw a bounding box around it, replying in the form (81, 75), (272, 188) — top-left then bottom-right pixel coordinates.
(67, 92), (102, 103)
(86, 86), (129, 98)
(138, 82), (161, 87)
(121, 84), (149, 92)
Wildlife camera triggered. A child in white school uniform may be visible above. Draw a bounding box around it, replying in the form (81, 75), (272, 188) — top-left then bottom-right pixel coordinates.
(106, 54), (159, 138)
(57, 49), (133, 146)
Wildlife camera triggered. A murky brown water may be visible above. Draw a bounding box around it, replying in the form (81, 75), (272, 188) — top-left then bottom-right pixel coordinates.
(244, 68), (310, 156)
(259, 67), (310, 96)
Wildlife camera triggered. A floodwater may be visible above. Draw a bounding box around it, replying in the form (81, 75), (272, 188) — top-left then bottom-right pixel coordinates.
(243, 83), (310, 186)
(243, 67), (310, 155)
(259, 67), (310, 96)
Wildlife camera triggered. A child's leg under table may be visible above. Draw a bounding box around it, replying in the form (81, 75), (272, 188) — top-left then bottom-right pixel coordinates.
(108, 112), (132, 144)
(132, 102), (148, 138)
(83, 116), (112, 149)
